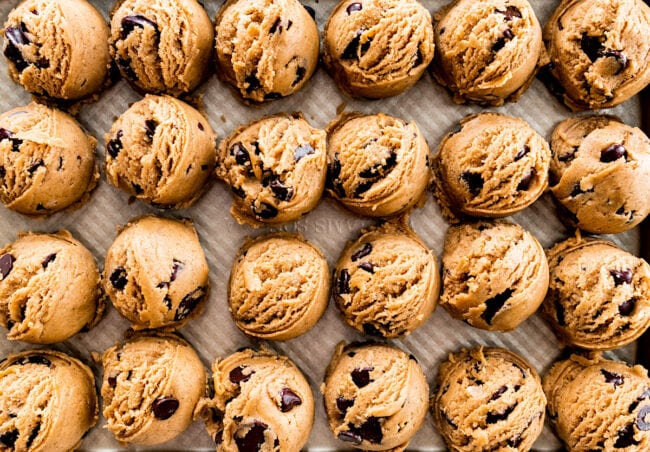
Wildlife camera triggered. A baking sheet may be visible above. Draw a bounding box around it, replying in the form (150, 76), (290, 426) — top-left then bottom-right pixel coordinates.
(0, 0), (643, 450)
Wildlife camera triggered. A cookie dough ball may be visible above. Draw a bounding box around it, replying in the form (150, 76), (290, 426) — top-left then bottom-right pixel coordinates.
(217, 113), (326, 226)
(101, 333), (206, 446)
(542, 235), (650, 350)
(433, 113), (550, 220)
(110, 0), (213, 96)
(326, 113), (431, 218)
(2, 0), (110, 100)
(323, 0), (434, 99)
(322, 342), (429, 450)
(215, 0), (319, 102)
(543, 0), (650, 110)
(0, 230), (102, 344)
(102, 216), (209, 331)
(0, 350), (98, 452)
(195, 347), (314, 451)
(440, 221), (549, 331)
(432, 0), (542, 106)
(0, 102), (98, 215)
(228, 233), (329, 340)
(105, 94), (216, 209)
(549, 115), (650, 234)
(333, 221), (439, 338)
(432, 347), (546, 452)
(544, 353), (650, 451)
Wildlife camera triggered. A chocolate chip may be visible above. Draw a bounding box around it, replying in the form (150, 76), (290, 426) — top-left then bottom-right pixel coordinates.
(27, 159), (44, 174)
(555, 299), (566, 326)
(492, 35), (508, 52)
(338, 431), (362, 444)
(174, 286), (205, 321)
(514, 145), (530, 161)
(581, 34), (605, 62)
(413, 48), (423, 67)
(270, 179), (294, 202)
(144, 119), (157, 142)
(481, 289), (513, 325)
(347, 2), (362, 14)
(294, 144), (314, 161)
(121, 15), (159, 40)
(232, 142), (251, 167)
(244, 74), (261, 93)
(232, 186), (246, 198)
(517, 169), (535, 191)
(235, 421), (268, 452)
(341, 30), (363, 60)
(25, 423), (40, 449)
(356, 417), (383, 444)
(329, 154), (341, 179)
(264, 92), (282, 100)
(109, 267), (128, 290)
(163, 294), (172, 310)
(302, 4), (316, 20)
(107, 131), (124, 158)
(35, 204), (44, 211)
(637, 406), (650, 431)
(230, 366), (254, 383)
(117, 58), (138, 81)
(614, 423), (639, 448)
(4, 26), (30, 72)
(461, 171), (483, 195)
(601, 369), (624, 387)
(170, 259), (183, 282)
(354, 180), (374, 197)
(337, 269), (350, 294)
(351, 367), (373, 388)
(610, 268), (633, 286)
(41, 253), (56, 268)
(351, 243), (372, 262)
(336, 396), (354, 414)
(16, 355), (51, 366)
(486, 404), (517, 424)
(558, 146), (578, 162)
(107, 375), (117, 388)
(359, 152), (397, 178)
(619, 299), (636, 316)
(0, 429), (18, 448)
(0, 254), (15, 279)
(269, 18), (282, 34)
(362, 323), (381, 336)
(0, 128), (14, 141)
(496, 6), (522, 20)
(152, 397), (179, 420)
(601, 144), (627, 163)
(490, 385), (508, 401)
(292, 66), (307, 86)
(251, 202), (278, 220)
(280, 388), (302, 412)
(358, 262), (374, 273)
(602, 50), (628, 73)
(131, 183), (143, 194)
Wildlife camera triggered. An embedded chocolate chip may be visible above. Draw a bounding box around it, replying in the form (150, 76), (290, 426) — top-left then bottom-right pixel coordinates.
(486, 404), (517, 424)
(601, 369), (624, 387)
(0, 429), (18, 448)
(351, 367), (373, 388)
(558, 146), (578, 162)
(359, 152), (397, 178)
(492, 30), (513, 52)
(269, 18), (282, 34)
(637, 406), (650, 431)
(269, 179), (294, 202)
(356, 417), (383, 444)
(0, 254), (15, 279)
(232, 143), (252, 167)
(4, 26), (30, 72)
(336, 396), (354, 414)
(230, 366), (254, 383)
(117, 57), (138, 81)
(507, 434), (523, 448)
(338, 431), (362, 444)
(144, 119), (157, 141)
(337, 269), (351, 294)
(341, 30), (363, 60)
(264, 92), (282, 100)
(354, 180), (374, 197)
(611, 268), (633, 286)
(152, 397), (179, 420)
(121, 15), (159, 40)
(490, 385), (508, 401)
(163, 294), (172, 310)
(294, 144), (314, 162)
(601, 144), (627, 162)
(481, 289), (513, 325)
(107, 131), (124, 158)
(614, 423), (639, 448)
(619, 299), (636, 316)
(244, 74), (261, 93)
(252, 202), (278, 220)
(358, 262), (374, 273)
(0, 128), (14, 141)
(235, 421), (268, 452)
(27, 159), (44, 175)
(517, 169), (535, 191)
(329, 154), (341, 179)
(413, 48), (423, 67)
(41, 253), (56, 268)
(461, 171), (483, 195)
(581, 34), (605, 62)
(514, 145), (530, 161)
(25, 423), (40, 449)
(496, 6), (522, 20)
(174, 286), (205, 321)
(362, 323), (381, 336)
(292, 66), (306, 86)
(109, 267), (128, 290)
(16, 355), (51, 366)
(347, 2), (362, 14)
(351, 243), (372, 262)
(302, 4), (316, 20)
(280, 388), (302, 412)
(107, 375), (117, 388)
(602, 50), (628, 73)
(555, 299), (566, 326)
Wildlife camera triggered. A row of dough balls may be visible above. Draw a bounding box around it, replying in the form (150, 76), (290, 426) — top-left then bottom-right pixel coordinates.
(1, 215), (648, 354)
(1, 97), (649, 234)
(2, 339), (649, 451)
(3, 0), (650, 110)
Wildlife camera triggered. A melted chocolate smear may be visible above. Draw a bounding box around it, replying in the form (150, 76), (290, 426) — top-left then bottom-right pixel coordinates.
(461, 171), (483, 195)
(215, 430), (223, 445)
(614, 423), (639, 448)
(4, 26), (29, 72)
(581, 34), (605, 62)
(292, 66), (307, 86)
(0, 429), (18, 448)
(235, 421), (268, 452)
(252, 202), (278, 220)
(351, 367), (373, 388)
(610, 268), (633, 286)
(481, 289), (513, 325)
(358, 262), (374, 273)
(496, 6), (522, 20)
(601, 369), (624, 387)
(294, 144), (314, 162)
(486, 404), (517, 424)
(337, 396), (354, 414)
(514, 145), (530, 161)
(41, 253), (56, 268)
(601, 144), (627, 163)
(229, 366), (254, 384)
(107, 131), (124, 158)
(337, 269), (351, 294)
(280, 388), (302, 412)
(351, 243), (372, 262)
(174, 286), (205, 321)
(347, 2), (362, 14)
(517, 169), (535, 191)
(0, 254), (15, 279)
(152, 397), (179, 420)
(359, 151), (397, 178)
(109, 267), (128, 290)
(107, 375), (117, 388)
(121, 15), (159, 40)
(492, 29), (514, 52)
(144, 119), (157, 142)
(636, 406), (650, 431)
(490, 385), (508, 401)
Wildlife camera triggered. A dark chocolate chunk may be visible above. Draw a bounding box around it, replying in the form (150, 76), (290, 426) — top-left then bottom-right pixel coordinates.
(347, 2), (362, 14)
(517, 169), (535, 191)
(16, 355), (51, 366)
(490, 385), (508, 401)
(329, 154), (341, 179)
(461, 171), (483, 195)
(121, 15), (159, 40)
(601, 369), (624, 387)
(27, 158), (44, 174)
(26, 423), (40, 448)
(292, 66), (307, 86)
(341, 31), (363, 60)
(35, 204), (44, 211)
(362, 323), (382, 336)
(619, 299), (636, 316)
(235, 421), (268, 452)
(581, 34), (605, 62)
(358, 262), (374, 273)
(351, 367), (373, 388)
(611, 268), (633, 286)
(601, 144), (627, 162)
(252, 202), (278, 220)
(232, 142), (252, 168)
(0, 253), (15, 279)
(117, 57), (138, 81)
(152, 397), (179, 420)
(109, 267), (128, 290)
(269, 18), (282, 34)
(4, 26), (30, 72)
(107, 375), (117, 388)
(357, 417), (383, 444)
(481, 289), (513, 325)
(496, 6), (522, 20)
(514, 145), (530, 161)
(337, 269), (351, 294)
(359, 152), (397, 178)
(338, 430), (362, 444)
(107, 130), (124, 158)
(0, 128), (14, 141)
(244, 74), (261, 93)
(302, 4), (316, 20)
(174, 286), (205, 321)
(144, 119), (157, 142)
(354, 180), (374, 197)
(336, 396), (354, 414)
(198, 122), (204, 131)
(636, 406), (650, 431)
(351, 243), (372, 262)
(269, 179), (294, 202)
(486, 404), (517, 424)
(232, 185), (246, 198)
(294, 144), (314, 161)
(41, 253), (56, 268)
(0, 429), (18, 448)
(280, 387), (302, 412)
(614, 423), (639, 448)
(264, 92), (282, 100)
(230, 366), (254, 383)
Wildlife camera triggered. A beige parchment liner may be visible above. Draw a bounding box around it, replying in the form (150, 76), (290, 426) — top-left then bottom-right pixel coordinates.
(0, 1), (642, 450)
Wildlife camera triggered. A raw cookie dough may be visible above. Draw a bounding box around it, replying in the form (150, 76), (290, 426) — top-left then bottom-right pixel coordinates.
(214, 0), (319, 102)
(431, 347), (546, 452)
(228, 233), (329, 340)
(440, 220), (549, 331)
(433, 113), (550, 220)
(333, 220), (439, 338)
(2, 0), (110, 100)
(432, 0), (543, 106)
(323, 0), (434, 99)
(105, 94), (216, 209)
(326, 113), (431, 218)
(110, 0), (214, 96)
(101, 332), (206, 446)
(102, 216), (209, 331)
(544, 353), (650, 451)
(322, 342), (429, 451)
(0, 349), (98, 452)
(216, 113), (326, 226)
(549, 115), (650, 234)
(542, 234), (650, 350)
(0, 230), (102, 344)
(542, 0), (650, 110)
(195, 346), (314, 452)
(0, 102), (98, 215)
